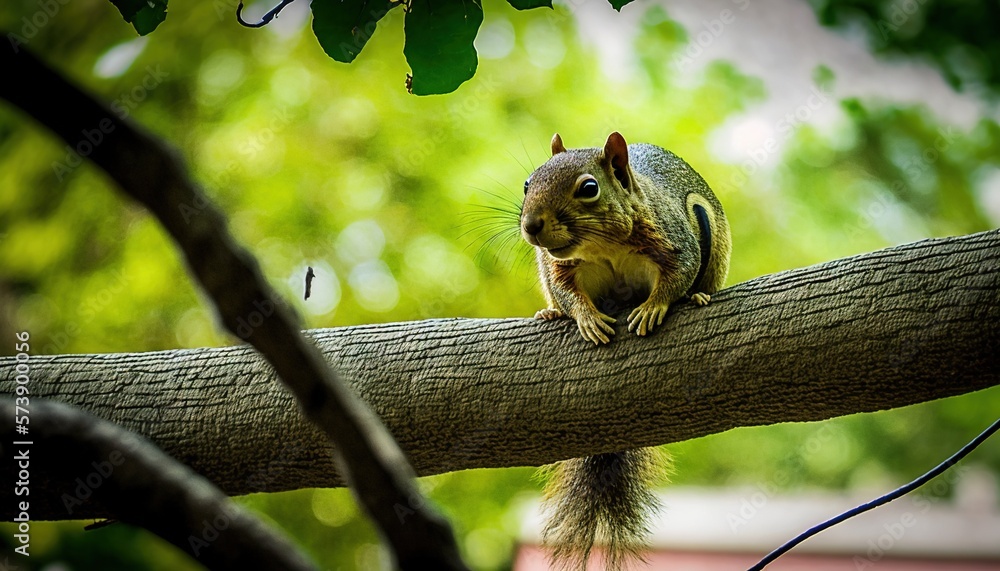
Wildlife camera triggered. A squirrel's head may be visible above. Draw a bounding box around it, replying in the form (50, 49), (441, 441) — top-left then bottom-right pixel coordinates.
(520, 132), (637, 260)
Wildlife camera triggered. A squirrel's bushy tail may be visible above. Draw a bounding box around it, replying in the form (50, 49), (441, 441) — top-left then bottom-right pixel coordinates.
(542, 448), (668, 571)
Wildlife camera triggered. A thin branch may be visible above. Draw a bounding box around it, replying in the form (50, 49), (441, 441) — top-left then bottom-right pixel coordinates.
(0, 399), (317, 571)
(0, 42), (467, 570)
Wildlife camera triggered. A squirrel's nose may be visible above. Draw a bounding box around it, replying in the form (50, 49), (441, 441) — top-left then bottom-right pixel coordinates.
(522, 215), (544, 236)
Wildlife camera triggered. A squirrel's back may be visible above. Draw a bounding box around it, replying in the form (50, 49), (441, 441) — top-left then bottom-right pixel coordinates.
(629, 143), (714, 202)
(629, 142), (731, 297)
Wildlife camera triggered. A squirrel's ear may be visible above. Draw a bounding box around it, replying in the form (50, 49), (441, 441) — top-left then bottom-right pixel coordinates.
(551, 133), (566, 156)
(603, 132), (631, 190)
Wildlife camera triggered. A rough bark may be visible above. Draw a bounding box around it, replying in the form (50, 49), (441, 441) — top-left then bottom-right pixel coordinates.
(2, 229), (998, 521)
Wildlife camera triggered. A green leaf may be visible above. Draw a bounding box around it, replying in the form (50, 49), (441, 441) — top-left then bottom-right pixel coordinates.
(311, 0), (399, 64)
(812, 64), (836, 93)
(404, 0), (483, 96)
(608, 0), (634, 11)
(506, 0), (552, 9)
(109, 0), (167, 35)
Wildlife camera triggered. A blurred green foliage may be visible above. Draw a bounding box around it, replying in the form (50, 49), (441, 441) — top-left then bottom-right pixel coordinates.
(1, 0), (999, 569)
(814, 0), (1000, 99)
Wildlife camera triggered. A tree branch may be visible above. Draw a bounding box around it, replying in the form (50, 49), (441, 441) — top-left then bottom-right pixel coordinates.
(0, 399), (317, 570)
(2, 229), (998, 521)
(0, 42), (466, 569)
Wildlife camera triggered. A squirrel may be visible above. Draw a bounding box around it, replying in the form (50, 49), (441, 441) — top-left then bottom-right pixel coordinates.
(520, 132), (731, 569)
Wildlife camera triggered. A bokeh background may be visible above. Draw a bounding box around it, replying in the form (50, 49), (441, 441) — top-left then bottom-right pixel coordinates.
(1, 0), (999, 568)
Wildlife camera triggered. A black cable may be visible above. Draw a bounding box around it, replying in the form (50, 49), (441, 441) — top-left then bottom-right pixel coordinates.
(236, 0), (297, 28)
(748, 416), (1000, 571)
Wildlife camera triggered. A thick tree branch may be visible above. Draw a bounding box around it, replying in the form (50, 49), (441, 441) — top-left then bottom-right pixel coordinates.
(0, 43), (465, 569)
(0, 399), (316, 570)
(2, 230), (998, 521)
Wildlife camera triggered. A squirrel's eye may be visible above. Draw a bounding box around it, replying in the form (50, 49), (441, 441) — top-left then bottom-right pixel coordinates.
(576, 179), (600, 200)
(524, 179), (530, 195)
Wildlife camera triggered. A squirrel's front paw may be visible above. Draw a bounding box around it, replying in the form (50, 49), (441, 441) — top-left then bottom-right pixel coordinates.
(534, 308), (564, 320)
(576, 310), (616, 345)
(627, 301), (669, 336)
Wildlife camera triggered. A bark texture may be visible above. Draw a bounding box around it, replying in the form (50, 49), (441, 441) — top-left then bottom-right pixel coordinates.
(2, 229), (998, 521)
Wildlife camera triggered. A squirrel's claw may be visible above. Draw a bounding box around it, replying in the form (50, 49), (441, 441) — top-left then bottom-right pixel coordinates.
(534, 308), (564, 320)
(690, 292), (711, 306)
(627, 302), (669, 336)
(577, 311), (615, 345)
